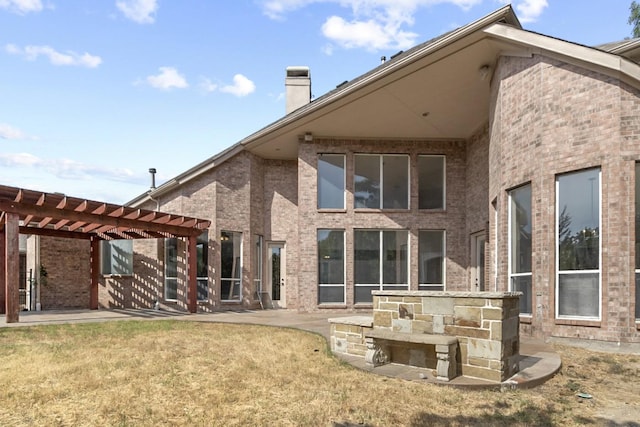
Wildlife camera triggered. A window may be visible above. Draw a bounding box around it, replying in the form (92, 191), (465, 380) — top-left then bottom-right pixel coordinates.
(509, 184), (532, 315)
(221, 231), (242, 301)
(318, 229), (345, 304)
(100, 239), (133, 275)
(418, 230), (445, 291)
(165, 238), (178, 300)
(318, 154), (345, 209)
(354, 155), (409, 209)
(418, 155), (445, 209)
(196, 231), (208, 301)
(635, 163), (640, 320)
(354, 230), (408, 303)
(254, 235), (263, 299)
(556, 168), (600, 319)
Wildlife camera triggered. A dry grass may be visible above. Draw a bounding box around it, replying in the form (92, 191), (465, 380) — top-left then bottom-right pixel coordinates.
(0, 321), (638, 426)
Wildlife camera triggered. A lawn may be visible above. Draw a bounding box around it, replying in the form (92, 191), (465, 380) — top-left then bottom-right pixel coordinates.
(0, 321), (638, 426)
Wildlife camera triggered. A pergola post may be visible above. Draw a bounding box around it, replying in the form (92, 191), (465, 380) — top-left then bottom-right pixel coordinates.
(4, 213), (20, 323)
(187, 235), (197, 313)
(89, 237), (100, 310)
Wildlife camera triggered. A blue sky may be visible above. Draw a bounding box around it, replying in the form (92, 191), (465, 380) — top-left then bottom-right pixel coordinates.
(0, 0), (635, 204)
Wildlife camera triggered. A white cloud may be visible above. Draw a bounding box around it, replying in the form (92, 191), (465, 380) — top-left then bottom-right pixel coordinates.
(0, 123), (37, 140)
(220, 74), (256, 97)
(513, 0), (548, 23)
(5, 44), (102, 68)
(0, 152), (139, 183)
(146, 67), (189, 90)
(199, 77), (218, 93)
(116, 0), (158, 24)
(322, 15), (417, 51)
(0, 0), (43, 14)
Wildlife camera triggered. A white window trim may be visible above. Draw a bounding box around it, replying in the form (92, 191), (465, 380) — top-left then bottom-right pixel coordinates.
(354, 154), (410, 210)
(418, 154), (446, 210)
(318, 154), (346, 210)
(418, 229), (446, 290)
(555, 169), (602, 321)
(317, 229), (346, 304)
(221, 231), (243, 303)
(508, 185), (532, 316)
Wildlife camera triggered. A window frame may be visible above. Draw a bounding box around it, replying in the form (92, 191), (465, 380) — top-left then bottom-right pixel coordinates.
(508, 183), (533, 316)
(354, 229), (409, 304)
(317, 154), (346, 210)
(220, 231), (243, 302)
(417, 155), (446, 210)
(196, 231), (208, 302)
(100, 239), (133, 276)
(164, 238), (178, 301)
(418, 229), (446, 291)
(354, 154), (410, 210)
(555, 168), (602, 321)
(635, 163), (640, 321)
(254, 235), (263, 300)
(317, 229), (346, 304)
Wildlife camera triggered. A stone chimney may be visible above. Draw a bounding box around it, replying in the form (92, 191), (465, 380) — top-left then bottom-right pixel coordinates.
(285, 66), (311, 114)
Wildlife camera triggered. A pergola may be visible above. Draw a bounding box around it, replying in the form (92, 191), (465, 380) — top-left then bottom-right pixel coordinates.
(0, 184), (210, 323)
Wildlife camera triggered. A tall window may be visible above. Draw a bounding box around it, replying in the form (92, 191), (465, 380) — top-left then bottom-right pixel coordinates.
(354, 230), (408, 303)
(509, 184), (532, 315)
(635, 163), (640, 320)
(556, 168), (600, 319)
(100, 239), (133, 275)
(165, 238), (178, 300)
(318, 154), (345, 209)
(221, 231), (242, 301)
(418, 230), (445, 291)
(254, 235), (263, 299)
(354, 155), (409, 209)
(418, 155), (445, 209)
(318, 229), (345, 304)
(196, 231), (208, 301)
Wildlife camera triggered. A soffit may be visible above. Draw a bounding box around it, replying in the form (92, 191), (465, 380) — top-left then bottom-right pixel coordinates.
(0, 185), (210, 240)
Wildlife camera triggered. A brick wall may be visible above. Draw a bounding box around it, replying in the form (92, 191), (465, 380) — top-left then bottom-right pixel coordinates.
(490, 54), (640, 342)
(39, 236), (90, 309)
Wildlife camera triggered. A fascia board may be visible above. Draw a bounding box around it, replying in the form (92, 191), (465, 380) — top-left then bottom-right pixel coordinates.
(484, 23), (640, 88)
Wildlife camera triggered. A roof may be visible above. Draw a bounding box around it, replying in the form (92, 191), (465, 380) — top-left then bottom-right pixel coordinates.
(128, 5), (640, 208)
(0, 184), (210, 240)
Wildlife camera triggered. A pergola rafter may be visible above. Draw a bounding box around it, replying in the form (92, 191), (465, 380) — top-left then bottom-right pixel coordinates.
(0, 184), (211, 323)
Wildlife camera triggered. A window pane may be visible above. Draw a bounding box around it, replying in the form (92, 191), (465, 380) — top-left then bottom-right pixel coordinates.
(558, 169), (599, 271)
(382, 155), (408, 209)
(512, 275), (532, 315)
(196, 231), (208, 300)
(221, 231), (242, 300)
(318, 230), (344, 285)
(382, 230), (408, 284)
(636, 273), (640, 320)
(510, 185), (532, 274)
(355, 285), (378, 304)
(419, 230), (444, 285)
(558, 273), (599, 317)
(354, 230), (379, 284)
(319, 286), (344, 304)
(165, 238), (178, 300)
(318, 154), (345, 209)
(101, 240), (133, 275)
(635, 163), (640, 319)
(418, 156), (445, 209)
(354, 155), (380, 208)
(254, 235), (263, 296)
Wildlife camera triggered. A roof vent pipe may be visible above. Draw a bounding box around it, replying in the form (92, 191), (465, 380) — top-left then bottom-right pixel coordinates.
(381, 56), (386, 64)
(149, 168), (157, 189)
(285, 66), (311, 114)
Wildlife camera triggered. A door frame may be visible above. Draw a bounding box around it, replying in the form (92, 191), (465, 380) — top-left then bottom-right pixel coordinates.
(470, 231), (486, 292)
(267, 241), (286, 308)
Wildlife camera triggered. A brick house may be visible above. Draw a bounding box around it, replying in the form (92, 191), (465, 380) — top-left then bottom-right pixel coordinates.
(34, 5), (640, 344)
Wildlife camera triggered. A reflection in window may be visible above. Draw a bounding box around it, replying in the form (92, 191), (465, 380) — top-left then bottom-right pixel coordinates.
(318, 154), (345, 209)
(509, 184), (532, 315)
(556, 168), (600, 319)
(354, 155), (409, 209)
(418, 230), (445, 291)
(318, 230), (345, 304)
(100, 239), (133, 275)
(635, 163), (640, 320)
(354, 230), (408, 303)
(196, 231), (208, 301)
(221, 231), (242, 301)
(418, 155), (445, 209)
(165, 238), (178, 300)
